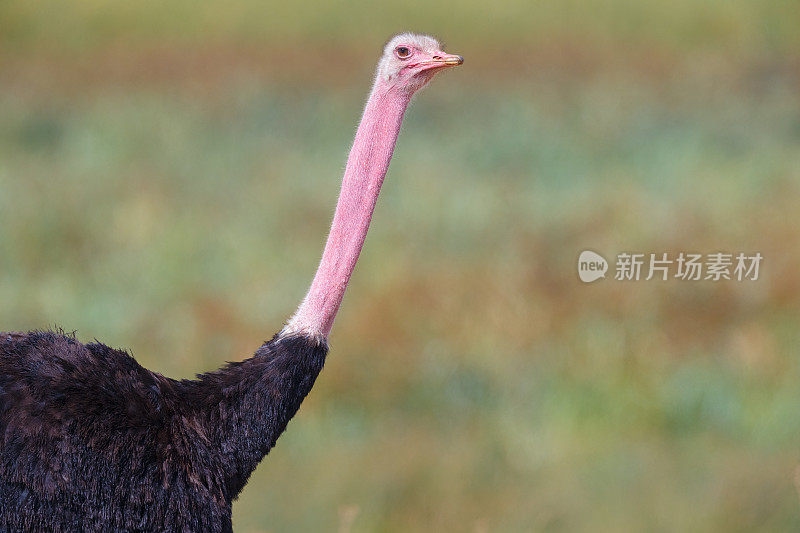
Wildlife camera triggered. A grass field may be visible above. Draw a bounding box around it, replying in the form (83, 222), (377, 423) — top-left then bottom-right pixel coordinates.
(1, 1), (800, 531)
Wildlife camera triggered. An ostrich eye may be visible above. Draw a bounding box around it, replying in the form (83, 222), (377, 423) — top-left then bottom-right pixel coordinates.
(395, 46), (412, 59)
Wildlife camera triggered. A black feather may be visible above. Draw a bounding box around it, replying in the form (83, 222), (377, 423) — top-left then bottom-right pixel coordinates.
(0, 330), (327, 532)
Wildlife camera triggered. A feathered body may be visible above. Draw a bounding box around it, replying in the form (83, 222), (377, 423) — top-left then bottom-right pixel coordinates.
(0, 331), (326, 531)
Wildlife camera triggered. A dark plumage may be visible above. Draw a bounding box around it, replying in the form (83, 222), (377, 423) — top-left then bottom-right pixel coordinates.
(0, 330), (327, 531)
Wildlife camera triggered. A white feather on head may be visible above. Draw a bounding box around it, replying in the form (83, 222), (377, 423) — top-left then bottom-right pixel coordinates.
(376, 33), (443, 82)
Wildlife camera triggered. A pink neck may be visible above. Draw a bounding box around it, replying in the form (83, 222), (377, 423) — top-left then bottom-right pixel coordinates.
(285, 80), (412, 338)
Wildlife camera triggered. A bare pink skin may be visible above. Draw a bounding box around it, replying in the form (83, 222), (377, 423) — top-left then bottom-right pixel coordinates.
(284, 34), (462, 339)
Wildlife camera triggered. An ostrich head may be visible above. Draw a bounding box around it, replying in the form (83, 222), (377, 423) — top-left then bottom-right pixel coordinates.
(376, 33), (463, 93)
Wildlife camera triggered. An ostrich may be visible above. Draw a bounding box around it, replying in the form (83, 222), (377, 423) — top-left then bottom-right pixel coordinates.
(0, 34), (462, 531)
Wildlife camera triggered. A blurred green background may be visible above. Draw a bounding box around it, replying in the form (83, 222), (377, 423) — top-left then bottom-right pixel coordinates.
(1, 0), (800, 530)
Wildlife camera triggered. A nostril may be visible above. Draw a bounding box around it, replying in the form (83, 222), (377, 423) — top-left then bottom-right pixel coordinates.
(432, 55), (442, 60)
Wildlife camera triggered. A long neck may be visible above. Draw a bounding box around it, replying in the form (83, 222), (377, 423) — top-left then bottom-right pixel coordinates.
(285, 80), (412, 338)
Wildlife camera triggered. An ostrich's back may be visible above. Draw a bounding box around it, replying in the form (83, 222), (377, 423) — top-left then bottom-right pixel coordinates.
(0, 331), (232, 532)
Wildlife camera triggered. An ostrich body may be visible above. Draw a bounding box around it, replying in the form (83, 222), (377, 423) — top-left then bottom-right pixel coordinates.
(0, 34), (461, 532)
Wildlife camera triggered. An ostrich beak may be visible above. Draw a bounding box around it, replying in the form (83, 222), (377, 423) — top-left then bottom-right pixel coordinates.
(438, 53), (464, 66)
(420, 53), (463, 71)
